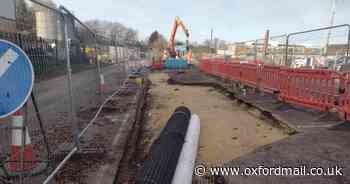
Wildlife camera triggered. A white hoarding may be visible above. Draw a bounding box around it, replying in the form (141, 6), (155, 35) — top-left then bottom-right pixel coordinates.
(0, 0), (16, 20)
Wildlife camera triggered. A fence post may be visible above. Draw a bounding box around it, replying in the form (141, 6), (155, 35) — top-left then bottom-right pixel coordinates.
(254, 40), (258, 62)
(284, 35), (290, 66)
(115, 41), (119, 64)
(63, 15), (80, 149)
(55, 40), (59, 67)
(94, 41), (105, 97)
(346, 27), (350, 58)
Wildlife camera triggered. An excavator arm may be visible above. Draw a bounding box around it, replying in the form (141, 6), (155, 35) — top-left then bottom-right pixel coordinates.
(168, 17), (190, 57)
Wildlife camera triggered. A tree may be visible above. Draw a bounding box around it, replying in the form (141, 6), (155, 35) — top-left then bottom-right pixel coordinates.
(16, 0), (35, 34)
(83, 20), (139, 45)
(123, 28), (138, 44)
(148, 31), (160, 46)
(148, 31), (167, 52)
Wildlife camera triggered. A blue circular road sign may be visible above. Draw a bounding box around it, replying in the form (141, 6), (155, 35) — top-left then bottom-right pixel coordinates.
(0, 39), (34, 119)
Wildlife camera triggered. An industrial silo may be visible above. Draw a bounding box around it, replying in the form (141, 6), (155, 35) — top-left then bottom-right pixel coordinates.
(33, 0), (58, 40)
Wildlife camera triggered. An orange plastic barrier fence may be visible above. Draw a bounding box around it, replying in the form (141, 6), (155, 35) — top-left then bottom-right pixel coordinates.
(227, 62), (241, 81)
(337, 73), (350, 120)
(199, 59), (210, 73)
(258, 65), (281, 93)
(240, 63), (259, 87)
(199, 59), (350, 120)
(218, 62), (229, 79)
(279, 68), (341, 111)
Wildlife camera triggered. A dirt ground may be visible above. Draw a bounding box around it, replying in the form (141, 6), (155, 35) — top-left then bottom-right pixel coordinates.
(147, 72), (288, 164)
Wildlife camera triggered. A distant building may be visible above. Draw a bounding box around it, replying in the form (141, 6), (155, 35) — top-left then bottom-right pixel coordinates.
(227, 43), (252, 57)
(17, 0), (36, 33)
(0, 0), (35, 34)
(326, 44), (348, 56)
(216, 49), (235, 56)
(29, 0), (78, 42)
(0, 18), (16, 32)
(0, 0), (16, 32)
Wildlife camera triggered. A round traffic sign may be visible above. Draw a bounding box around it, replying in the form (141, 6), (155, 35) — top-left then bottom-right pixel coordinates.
(0, 39), (34, 119)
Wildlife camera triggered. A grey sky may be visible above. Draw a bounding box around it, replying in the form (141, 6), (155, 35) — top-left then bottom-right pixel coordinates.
(53, 0), (350, 43)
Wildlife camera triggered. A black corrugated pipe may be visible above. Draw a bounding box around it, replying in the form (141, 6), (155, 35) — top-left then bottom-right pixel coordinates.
(135, 106), (191, 184)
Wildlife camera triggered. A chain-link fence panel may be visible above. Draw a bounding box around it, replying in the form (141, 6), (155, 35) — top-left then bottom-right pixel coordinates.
(0, 2), (72, 183)
(232, 40), (257, 62)
(0, 0), (143, 183)
(287, 25), (350, 69)
(266, 35), (287, 65)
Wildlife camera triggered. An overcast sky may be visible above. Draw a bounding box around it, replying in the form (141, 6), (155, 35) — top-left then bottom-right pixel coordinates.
(53, 0), (350, 43)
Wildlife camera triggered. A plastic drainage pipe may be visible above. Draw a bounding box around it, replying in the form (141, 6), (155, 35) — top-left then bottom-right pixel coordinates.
(135, 106), (191, 184)
(171, 114), (201, 184)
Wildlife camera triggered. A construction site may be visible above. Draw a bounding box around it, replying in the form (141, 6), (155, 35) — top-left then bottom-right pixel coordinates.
(1, 0), (350, 184)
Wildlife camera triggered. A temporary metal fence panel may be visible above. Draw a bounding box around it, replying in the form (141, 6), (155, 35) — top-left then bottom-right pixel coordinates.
(266, 35), (287, 65)
(0, 7), (71, 184)
(285, 24), (350, 69)
(0, 1), (141, 183)
(0, 32), (62, 81)
(233, 40), (257, 62)
(254, 39), (265, 63)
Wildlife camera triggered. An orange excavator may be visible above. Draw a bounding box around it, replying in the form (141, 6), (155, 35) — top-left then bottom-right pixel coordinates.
(152, 17), (192, 70)
(166, 16), (192, 63)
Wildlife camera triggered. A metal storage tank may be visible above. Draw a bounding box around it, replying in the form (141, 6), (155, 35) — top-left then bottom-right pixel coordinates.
(33, 0), (58, 40)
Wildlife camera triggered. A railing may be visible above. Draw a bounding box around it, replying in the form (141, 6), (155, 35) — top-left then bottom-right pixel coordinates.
(199, 59), (350, 120)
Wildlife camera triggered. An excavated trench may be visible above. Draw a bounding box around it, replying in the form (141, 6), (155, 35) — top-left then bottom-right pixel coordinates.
(114, 71), (290, 184)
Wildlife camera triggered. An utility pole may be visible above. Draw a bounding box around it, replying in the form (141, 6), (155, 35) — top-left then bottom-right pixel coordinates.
(210, 28), (213, 54)
(263, 29), (270, 56)
(325, 0), (336, 56)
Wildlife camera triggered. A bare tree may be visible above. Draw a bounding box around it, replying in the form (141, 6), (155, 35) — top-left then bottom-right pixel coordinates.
(148, 31), (167, 52)
(83, 19), (139, 45)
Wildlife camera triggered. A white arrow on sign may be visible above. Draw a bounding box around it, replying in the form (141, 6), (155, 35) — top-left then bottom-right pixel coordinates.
(0, 48), (18, 78)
